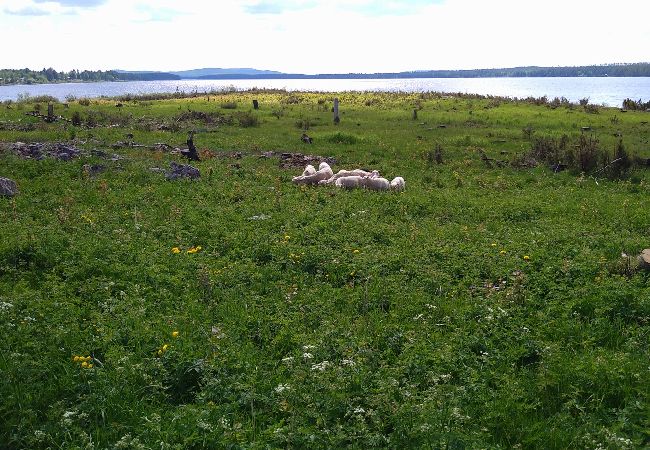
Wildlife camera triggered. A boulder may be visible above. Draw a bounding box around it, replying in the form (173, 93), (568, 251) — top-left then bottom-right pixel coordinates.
(638, 249), (650, 270)
(165, 161), (200, 180)
(0, 177), (18, 197)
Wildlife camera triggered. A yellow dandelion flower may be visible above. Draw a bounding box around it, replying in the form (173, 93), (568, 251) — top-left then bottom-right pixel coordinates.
(500, 250), (507, 255)
(81, 361), (89, 368)
(523, 255), (530, 261)
(353, 249), (360, 254)
(73, 356), (80, 362)
(491, 243), (497, 247)
(162, 344), (169, 351)
(172, 247), (181, 254)
(85, 356), (92, 362)
(196, 246), (202, 251)
(172, 331), (180, 338)
(87, 364), (93, 369)
(284, 235), (290, 240)
(157, 349), (163, 356)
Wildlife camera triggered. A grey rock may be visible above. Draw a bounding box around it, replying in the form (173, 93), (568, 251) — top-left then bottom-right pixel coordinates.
(165, 161), (200, 180)
(0, 177), (18, 197)
(638, 249), (650, 270)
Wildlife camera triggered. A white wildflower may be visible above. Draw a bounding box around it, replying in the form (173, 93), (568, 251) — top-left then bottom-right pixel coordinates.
(341, 359), (356, 367)
(274, 383), (291, 394)
(302, 352), (313, 360)
(311, 360), (331, 371)
(0, 301), (13, 313)
(302, 345), (316, 351)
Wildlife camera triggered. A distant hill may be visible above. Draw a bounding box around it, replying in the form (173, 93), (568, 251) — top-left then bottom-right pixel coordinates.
(169, 68), (283, 78)
(1, 63), (649, 86)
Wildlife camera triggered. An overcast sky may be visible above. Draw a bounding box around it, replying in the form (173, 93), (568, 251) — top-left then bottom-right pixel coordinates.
(1, 0), (648, 73)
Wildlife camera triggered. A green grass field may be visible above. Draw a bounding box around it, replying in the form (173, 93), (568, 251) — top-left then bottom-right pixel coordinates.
(1, 91), (649, 449)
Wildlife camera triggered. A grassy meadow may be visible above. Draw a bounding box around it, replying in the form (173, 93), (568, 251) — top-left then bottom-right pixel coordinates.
(1, 90), (649, 449)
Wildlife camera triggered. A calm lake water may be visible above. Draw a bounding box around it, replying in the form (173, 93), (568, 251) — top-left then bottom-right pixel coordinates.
(1, 77), (649, 107)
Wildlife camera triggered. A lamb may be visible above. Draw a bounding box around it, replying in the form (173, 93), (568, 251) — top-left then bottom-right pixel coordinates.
(360, 175), (390, 191)
(334, 175), (363, 189)
(318, 169), (379, 185)
(292, 162), (333, 185)
(390, 177), (405, 191)
(302, 164), (316, 176)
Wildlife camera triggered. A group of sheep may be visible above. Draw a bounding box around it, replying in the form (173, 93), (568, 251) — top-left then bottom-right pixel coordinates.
(292, 162), (405, 192)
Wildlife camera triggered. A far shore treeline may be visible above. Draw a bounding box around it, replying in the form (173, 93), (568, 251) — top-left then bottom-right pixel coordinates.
(1, 63), (650, 86)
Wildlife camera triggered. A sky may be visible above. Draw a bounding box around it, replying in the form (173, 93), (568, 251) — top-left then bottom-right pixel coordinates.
(1, 0), (648, 74)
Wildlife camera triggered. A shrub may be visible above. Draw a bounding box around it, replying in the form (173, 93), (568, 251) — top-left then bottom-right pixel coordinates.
(236, 111), (259, 128)
(605, 139), (633, 179)
(71, 111), (82, 127)
(221, 101), (237, 110)
(78, 98), (91, 106)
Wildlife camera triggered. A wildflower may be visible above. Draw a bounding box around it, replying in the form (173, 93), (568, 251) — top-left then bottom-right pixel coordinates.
(500, 250), (507, 255)
(274, 383), (291, 394)
(172, 247), (181, 254)
(172, 331), (180, 338)
(491, 243), (497, 247)
(302, 352), (313, 360)
(523, 255), (530, 261)
(73, 355), (81, 362)
(81, 361), (89, 368)
(311, 361), (331, 371)
(284, 235), (290, 241)
(353, 249), (360, 254)
(162, 344), (169, 351)
(87, 364), (93, 369)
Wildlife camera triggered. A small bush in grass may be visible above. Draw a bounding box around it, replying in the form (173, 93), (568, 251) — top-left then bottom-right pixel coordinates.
(78, 98), (91, 106)
(71, 111), (82, 126)
(295, 118), (311, 130)
(325, 132), (359, 144)
(236, 111), (259, 127)
(221, 101), (237, 110)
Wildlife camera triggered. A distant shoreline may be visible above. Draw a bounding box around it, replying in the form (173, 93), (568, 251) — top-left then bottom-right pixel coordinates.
(2, 63), (649, 86)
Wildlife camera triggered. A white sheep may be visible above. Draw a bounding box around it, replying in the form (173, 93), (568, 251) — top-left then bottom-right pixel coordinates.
(292, 162), (333, 185)
(302, 164), (316, 176)
(334, 175), (364, 189)
(319, 169), (379, 185)
(390, 177), (405, 191)
(360, 175), (390, 191)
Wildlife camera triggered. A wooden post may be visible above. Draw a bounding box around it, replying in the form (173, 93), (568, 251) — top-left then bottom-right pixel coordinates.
(412, 109), (418, 120)
(333, 98), (340, 124)
(47, 103), (54, 122)
(252, 99), (259, 110)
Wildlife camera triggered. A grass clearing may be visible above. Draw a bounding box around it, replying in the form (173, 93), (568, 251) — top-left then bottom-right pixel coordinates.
(1, 91), (649, 448)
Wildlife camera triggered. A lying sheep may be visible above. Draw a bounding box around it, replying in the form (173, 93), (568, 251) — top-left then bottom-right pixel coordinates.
(390, 177), (405, 191)
(319, 169), (379, 185)
(292, 162), (333, 185)
(360, 175), (390, 191)
(302, 164), (316, 176)
(335, 175), (364, 189)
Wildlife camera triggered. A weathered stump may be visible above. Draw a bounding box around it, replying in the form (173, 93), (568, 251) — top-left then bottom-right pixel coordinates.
(253, 99), (259, 110)
(333, 98), (340, 124)
(183, 132), (201, 162)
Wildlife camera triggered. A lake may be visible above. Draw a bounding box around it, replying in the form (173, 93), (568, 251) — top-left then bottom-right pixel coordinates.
(1, 77), (649, 107)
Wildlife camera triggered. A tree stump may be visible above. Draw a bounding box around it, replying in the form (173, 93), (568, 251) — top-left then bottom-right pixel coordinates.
(333, 98), (340, 124)
(253, 99), (259, 110)
(183, 132), (201, 162)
